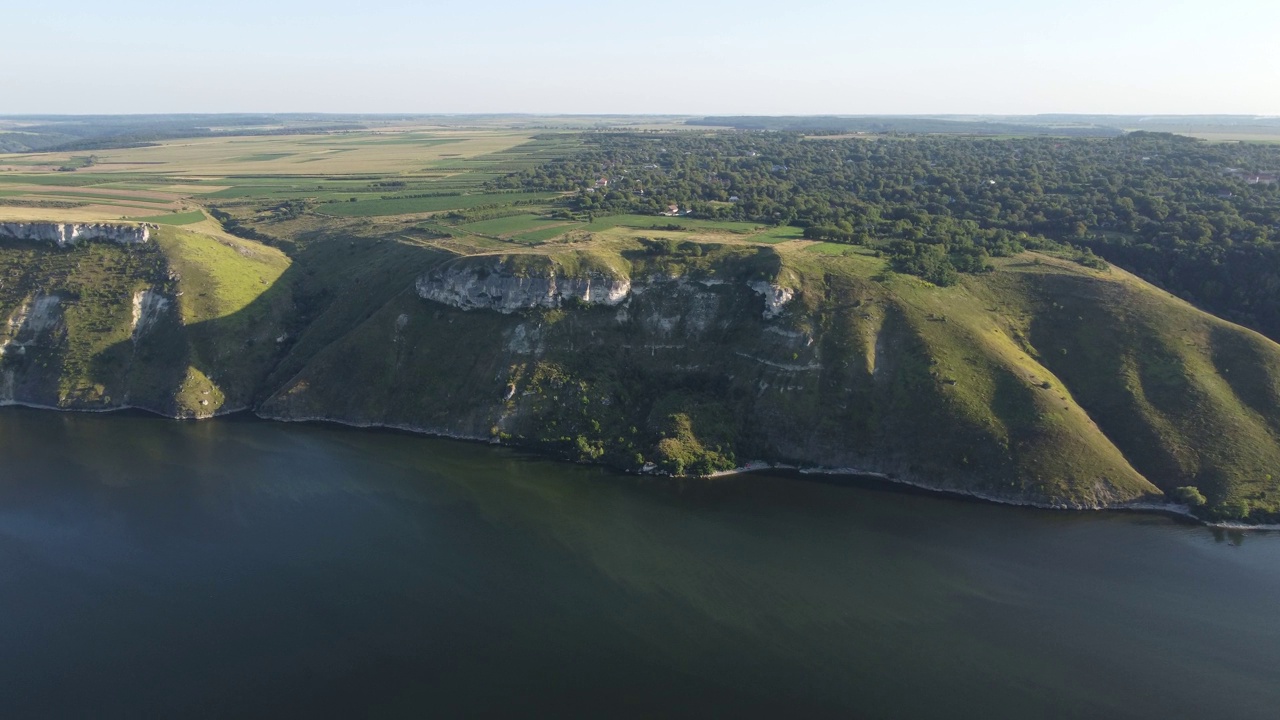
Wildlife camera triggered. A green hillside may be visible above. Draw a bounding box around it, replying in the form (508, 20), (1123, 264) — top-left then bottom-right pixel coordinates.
(4, 125), (1280, 524)
(5, 220), (1278, 522)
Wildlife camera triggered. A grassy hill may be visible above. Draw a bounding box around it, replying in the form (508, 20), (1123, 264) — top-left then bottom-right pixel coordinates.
(5, 222), (1280, 522)
(3, 122), (1280, 524)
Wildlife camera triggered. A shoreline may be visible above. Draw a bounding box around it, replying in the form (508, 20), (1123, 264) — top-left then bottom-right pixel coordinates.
(2, 401), (1275, 530)
(701, 460), (1276, 530)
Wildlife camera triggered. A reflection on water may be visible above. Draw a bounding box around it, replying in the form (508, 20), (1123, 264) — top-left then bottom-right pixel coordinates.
(0, 407), (1278, 719)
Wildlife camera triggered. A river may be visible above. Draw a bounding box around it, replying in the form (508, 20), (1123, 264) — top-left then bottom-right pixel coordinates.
(0, 407), (1277, 718)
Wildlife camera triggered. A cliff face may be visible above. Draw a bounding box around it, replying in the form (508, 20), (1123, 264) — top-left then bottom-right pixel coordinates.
(416, 255), (632, 313)
(414, 253), (795, 323)
(0, 225), (289, 418)
(0, 222), (151, 247)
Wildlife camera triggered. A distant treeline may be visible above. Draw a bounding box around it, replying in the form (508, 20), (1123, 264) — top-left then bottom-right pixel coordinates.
(689, 116), (1123, 137)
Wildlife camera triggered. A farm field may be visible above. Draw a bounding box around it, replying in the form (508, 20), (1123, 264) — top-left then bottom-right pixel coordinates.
(126, 209), (208, 225)
(321, 192), (561, 218)
(0, 128), (582, 226)
(458, 213), (571, 237)
(0, 124), (822, 257)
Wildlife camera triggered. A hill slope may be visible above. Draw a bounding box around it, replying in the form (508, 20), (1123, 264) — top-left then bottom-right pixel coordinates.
(2, 225), (1279, 522)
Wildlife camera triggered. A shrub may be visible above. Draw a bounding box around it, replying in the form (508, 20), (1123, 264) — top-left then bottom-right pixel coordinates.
(1173, 486), (1207, 506)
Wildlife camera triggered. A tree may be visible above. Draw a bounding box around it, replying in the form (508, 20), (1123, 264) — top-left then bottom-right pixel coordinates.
(1173, 486), (1207, 507)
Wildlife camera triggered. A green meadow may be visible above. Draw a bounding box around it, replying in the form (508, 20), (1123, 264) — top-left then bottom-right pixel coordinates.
(322, 192), (561, 217)
(127, 210), (208, 225)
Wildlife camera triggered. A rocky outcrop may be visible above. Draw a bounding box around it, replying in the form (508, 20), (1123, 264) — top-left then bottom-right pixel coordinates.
(131, 289), (170, 341)
(748, 281), (795, 319)
(417, 256), (631, 313)
(1, 295), (63, 358)
(0, 222), (151, 247)
(416, 255), (798, 322)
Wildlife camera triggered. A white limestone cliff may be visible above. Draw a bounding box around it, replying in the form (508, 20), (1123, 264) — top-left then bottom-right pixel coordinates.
(418, 257), (796, 323)
(0, 222), (152, 247)
(417, 258), (631, 314)
(748, 281), (795, 319)
(131, 289), (170, 341)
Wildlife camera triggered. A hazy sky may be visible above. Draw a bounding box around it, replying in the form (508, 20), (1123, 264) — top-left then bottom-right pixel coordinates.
(3, 0), (1277, 115)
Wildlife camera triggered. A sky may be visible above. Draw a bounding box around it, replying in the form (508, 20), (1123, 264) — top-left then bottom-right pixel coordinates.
(2, 0), (1278, 116)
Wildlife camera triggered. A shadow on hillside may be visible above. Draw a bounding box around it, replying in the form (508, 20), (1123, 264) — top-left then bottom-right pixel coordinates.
(87, 232), (458, 414)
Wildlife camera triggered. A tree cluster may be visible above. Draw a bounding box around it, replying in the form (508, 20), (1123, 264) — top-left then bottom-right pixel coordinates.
(494, 131), (1280, 333)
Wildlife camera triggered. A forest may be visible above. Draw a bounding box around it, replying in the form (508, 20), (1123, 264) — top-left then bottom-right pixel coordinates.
(493, 131), (1280, 340)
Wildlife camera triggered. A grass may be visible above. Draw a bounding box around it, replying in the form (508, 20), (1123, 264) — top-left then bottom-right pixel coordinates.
(322, 192), (560, 217)
(154, 226), (289, 324)
(587, 214), (765, 233)
(511, 225), (580, 244)
(127, 210), (208, 225)
(232, 153), (295, 162)
(459, 213), (565, 237)
(750, 225), (806, 243)
(804, 241), (866, 255)
(18, 190), (175, 205)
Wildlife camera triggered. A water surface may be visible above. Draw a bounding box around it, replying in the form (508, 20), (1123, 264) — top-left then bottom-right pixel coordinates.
(0, 407), (1277, 718)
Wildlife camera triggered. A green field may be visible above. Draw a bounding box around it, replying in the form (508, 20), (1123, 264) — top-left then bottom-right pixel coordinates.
(459, 214), (571, 237)
(750, 225), (806, 243)
(0, 127), (567, 222)
(323, 192), (560, 217)
(587, 214), (766, 233)
(127, 210), (208, 225)
(33, 191), (174, 205)
(232, 153), (296, 162)
(511, 225), (580, 244)
(805, 241), (864, 255)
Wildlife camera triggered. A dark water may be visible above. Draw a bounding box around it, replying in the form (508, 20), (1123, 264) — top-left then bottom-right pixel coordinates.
(0, 408), (1278, 719)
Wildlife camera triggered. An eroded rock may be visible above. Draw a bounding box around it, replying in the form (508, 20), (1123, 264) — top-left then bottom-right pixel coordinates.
(417, 256), (631, 313)
(748, 281), (795, 319)
(0, 222), (152, 247)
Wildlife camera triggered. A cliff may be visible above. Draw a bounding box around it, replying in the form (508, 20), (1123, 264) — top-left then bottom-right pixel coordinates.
(0, 221), (152, 247)
(5, 225), (1280, 523)
(416, 254), (631, 313)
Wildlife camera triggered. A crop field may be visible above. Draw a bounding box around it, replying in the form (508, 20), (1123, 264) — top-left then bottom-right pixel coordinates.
(0, 127), (593, 228)
(126, 210), (208, 225)
(321, 192), (561, 217)
(509, 225), (581, 244)
(459, 214), (574, 237)
(6, 131), (536, 176)
(0, 125), (831, 256)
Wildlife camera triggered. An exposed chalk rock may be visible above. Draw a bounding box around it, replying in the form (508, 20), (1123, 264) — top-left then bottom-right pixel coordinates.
(1, 295), (63, 357)
(749, 281), (795, 319)
(131, 289), (170, 341)
(417, 257), (631, 313)
(0, 222), (152, 247)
